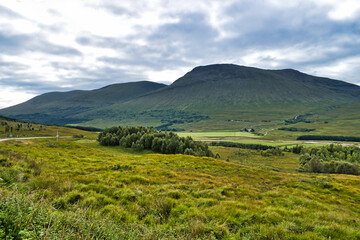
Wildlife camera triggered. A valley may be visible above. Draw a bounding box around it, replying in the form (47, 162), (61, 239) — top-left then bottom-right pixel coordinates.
(1, 132), (360, 239)
(1, 64), (359, 136)
(1, 64), (360, 239)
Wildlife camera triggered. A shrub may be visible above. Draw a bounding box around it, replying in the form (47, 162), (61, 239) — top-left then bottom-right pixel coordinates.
(72, 134), (84, 139)
(261, 148), (283, 157)
(309, 157), (322, 173)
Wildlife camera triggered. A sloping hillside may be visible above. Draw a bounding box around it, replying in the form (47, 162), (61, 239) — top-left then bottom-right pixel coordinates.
(1, 64), (359, 130)
(0, 81), (166, 125)
(75, 64), (360, 129)
(105, 64), (360, 111)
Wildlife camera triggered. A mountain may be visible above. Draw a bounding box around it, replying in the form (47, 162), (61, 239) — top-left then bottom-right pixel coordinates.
(115, 64), (360, 109)
(0, 81), (166, 125)
(70, 64), (360, 128)
(1, 64), (359, 131)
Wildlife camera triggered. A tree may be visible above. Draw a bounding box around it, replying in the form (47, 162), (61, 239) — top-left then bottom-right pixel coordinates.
(309, 157), (322, 173)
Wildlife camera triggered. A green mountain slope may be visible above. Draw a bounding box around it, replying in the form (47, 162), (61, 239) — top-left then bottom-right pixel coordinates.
(0, 81), (166, 125)
(113, 65), (360, 110)
(1, 64), (359, 131)
(75, 64), (360, 129)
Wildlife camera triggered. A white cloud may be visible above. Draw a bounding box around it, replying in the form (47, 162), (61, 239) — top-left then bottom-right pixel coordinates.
(0, 0), (359, 109)
(305, 55), (360, 83)
(0, 85), (35, 109)
(146, 68), (190, 83)
(312, 0), (360, 21)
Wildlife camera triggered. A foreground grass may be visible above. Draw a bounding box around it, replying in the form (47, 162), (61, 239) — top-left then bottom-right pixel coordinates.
(1, 138), (360, 239)
(210, 146), (300, 173)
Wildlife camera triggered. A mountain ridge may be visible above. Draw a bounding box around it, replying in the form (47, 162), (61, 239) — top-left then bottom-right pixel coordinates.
(0, 81), (167, 125)
(0, 64), (359, 129)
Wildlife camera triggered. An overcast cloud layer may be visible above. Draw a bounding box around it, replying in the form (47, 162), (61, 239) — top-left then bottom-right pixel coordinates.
(0, 0), (360, 108)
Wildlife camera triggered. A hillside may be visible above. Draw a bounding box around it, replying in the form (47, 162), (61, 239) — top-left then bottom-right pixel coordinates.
(105, 65), (360, 110)
(0, 81), (166, 125)
(1, 137), (360, 239)
(75, 64), (360, 130)
(1, 64), (360, 132)
(0, 116), (97, 139)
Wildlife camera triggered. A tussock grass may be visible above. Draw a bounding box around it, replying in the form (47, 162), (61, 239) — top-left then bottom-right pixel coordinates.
(1, 138), (360, 239)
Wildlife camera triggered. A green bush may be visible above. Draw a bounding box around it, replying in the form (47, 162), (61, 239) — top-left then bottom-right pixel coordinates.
(261, 148), (284, 157)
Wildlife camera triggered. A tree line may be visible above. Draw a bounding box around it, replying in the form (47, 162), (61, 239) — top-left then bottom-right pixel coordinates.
(98, 126), (213, 157)
(278, 127), (315, 132)
(298, 144), (360, 175)
(210, 141), (275, 150)
(297, 135), (360, 142)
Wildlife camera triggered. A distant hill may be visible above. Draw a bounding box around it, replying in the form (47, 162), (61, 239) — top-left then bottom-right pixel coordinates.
(113, 64), (360, 110)
(1, 64), (359, 131)
(70, 64), (360, 129)
(0, 81), (166, 125)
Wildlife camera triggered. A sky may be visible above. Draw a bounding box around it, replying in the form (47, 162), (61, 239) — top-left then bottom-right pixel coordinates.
(0, 0), (360, 108)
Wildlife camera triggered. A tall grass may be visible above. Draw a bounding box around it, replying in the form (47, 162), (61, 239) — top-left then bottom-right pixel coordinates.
(1, 138), (360, 239)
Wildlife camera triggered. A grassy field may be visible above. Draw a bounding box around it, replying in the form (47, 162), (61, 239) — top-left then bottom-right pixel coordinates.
(1, 136), (360, 239)
(0, 116), (97, 139)
(210, 146), (300, 173)
(177, 131), (261, 140)
(176, 131), (353, 149)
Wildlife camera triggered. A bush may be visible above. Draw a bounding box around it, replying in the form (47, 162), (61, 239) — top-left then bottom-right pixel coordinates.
(309, 157), (322, 173)
(72, 134), (84, 139)
(261, 148), (283, 157)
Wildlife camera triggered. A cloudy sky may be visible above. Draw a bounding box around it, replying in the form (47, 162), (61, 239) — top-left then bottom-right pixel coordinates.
(0, 0), (360, 108)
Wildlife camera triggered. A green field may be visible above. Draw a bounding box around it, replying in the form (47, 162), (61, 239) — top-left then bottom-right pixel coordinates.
(177, 130), (357, 149)
(0, 116), (97, 139)
(1, 134), (360, 239)
(177, 131), (261, 140)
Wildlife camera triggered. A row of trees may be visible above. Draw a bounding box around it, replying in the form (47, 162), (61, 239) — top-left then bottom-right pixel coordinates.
(298, 144), (360, 175)
(98, 126), (213, 157)
(1, 121), (39, 133)
(278, 127), (315, 132)
(297, 135), (360, 142)
(210, 141), (275, 150)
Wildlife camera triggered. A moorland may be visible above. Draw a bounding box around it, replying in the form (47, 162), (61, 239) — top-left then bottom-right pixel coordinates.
(1, 64), (360, 239)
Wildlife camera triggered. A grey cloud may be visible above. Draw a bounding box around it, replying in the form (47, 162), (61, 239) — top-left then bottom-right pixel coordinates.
(76, 35), (125, 49)
(101, 3), (139, 17)
(0, 32), (81, 56)
(49, 60), (147, 90)
(47, 8), (61, 17)
(0, 5), (23, 19)
(1, 0), (360, 108)
(0, 75), (54, 92)
(0, 59), (29, 74)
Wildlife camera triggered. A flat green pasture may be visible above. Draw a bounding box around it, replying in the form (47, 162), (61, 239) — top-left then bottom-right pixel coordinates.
(177, 131), (261, 140)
